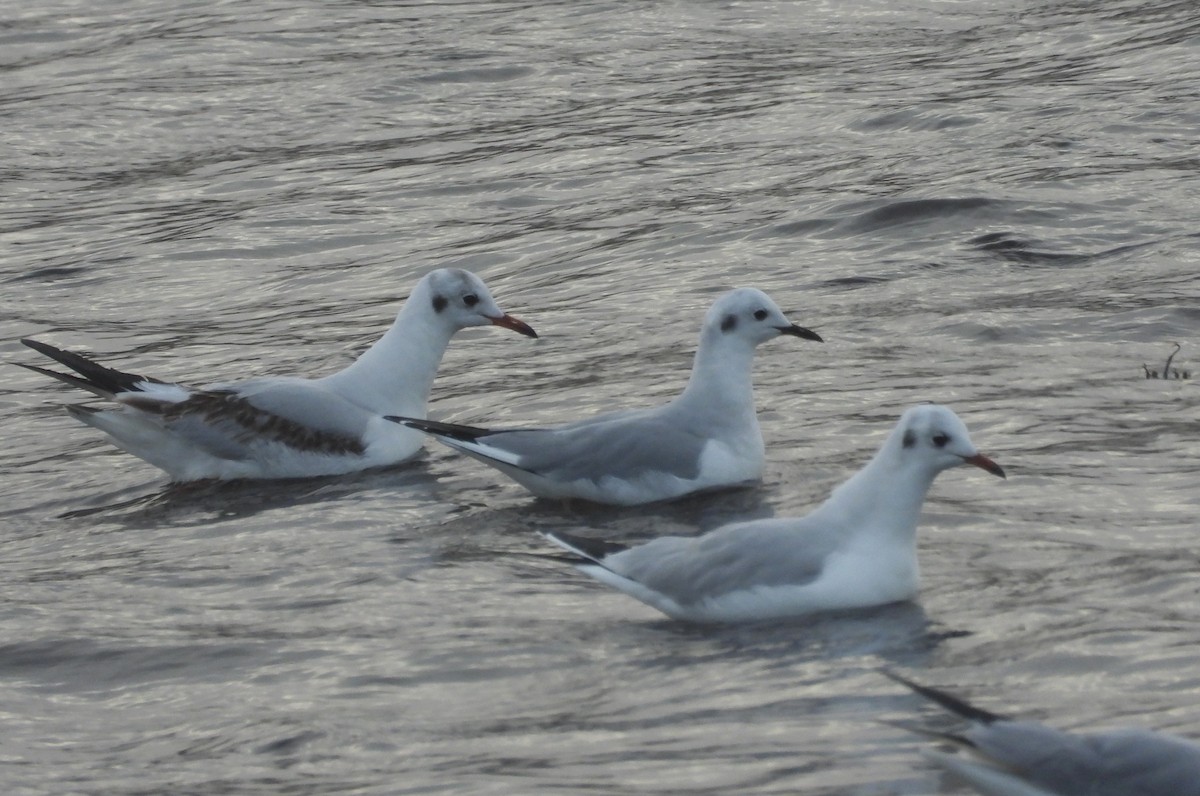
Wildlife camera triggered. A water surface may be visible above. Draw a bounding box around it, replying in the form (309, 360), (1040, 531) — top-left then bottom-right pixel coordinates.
(2, 1), (1199, 793)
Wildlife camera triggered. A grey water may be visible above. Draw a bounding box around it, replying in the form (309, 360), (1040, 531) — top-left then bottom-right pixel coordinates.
(2, 0), (1199, 793)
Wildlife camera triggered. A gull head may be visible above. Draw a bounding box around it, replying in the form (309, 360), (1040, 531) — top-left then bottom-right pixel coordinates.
(892, 404), (1005, 478)
(704, 287), (822, 347)
(418, 268), (537, 338)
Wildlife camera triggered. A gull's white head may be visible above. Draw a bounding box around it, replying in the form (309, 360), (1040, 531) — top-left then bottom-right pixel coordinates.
(703, 287), (823, 347)
(890, 404), (1005, 478)
(415, 269), (537, 338)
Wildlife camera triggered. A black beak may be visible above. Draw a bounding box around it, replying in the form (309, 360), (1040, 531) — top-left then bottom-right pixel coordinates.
(777, 324), (823, 342)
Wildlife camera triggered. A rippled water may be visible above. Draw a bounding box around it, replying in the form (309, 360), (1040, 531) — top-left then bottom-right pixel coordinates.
(3, 1), (1199, 793)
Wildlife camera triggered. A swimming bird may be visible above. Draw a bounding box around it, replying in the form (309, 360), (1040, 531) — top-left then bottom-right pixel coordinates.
(19, 268), (536, 481)
(884, 669), (1200, 796)
(540, 404), (1004, 622)
(388, 287), (822, 506)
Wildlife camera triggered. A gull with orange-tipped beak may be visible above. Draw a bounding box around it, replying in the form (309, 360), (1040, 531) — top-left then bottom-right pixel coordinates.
(542, 404), (1004, 622)
(19, 268), (536, 481)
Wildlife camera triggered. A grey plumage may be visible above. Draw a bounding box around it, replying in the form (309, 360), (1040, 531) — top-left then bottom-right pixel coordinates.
(389, 287), (823, 505)
(886, 670), (1200, 796)
(401, 409), (711, 482)
(558, 517), (843, 607)
(17, 268), (536, 480)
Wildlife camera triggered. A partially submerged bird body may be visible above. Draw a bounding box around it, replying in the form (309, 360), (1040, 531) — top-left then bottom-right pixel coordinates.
(402, 387), (766, 506)
(542, 404), (1005, 622)
(552, 518), (919, 624)
(885, 670), (1200, 796)
(20, 269), (536, 481)
(57, 375), (416, 482)
(392, 287), (822, 506)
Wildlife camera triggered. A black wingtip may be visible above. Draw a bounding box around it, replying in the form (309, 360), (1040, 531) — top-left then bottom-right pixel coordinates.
(542, 530), (629, 564)
(21, 337), (60, 357)
(384, 416), (494, 442)
(20, 338), (158, 395)
(881, 669), (1007, 725)
(14, 361), (110, 397)
(65, 403), (101, 419)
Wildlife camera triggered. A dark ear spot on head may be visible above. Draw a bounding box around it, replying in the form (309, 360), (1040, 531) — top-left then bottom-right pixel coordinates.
(902, 429), (916, 448)
(432, 295), (448, 313)
(721, 314), (737, 333)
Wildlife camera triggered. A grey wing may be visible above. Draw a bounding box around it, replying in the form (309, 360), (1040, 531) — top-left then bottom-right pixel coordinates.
(232, 379), (372, 437)
(610, 517), (844, 606)
(967, 723), (1200, 796)
(160, 378), (372, 458)
(964, 721), (1102, 792)
(489, 409), (710, 482)
(1092, 730), (1200, 796)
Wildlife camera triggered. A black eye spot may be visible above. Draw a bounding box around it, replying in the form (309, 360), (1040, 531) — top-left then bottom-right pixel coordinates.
(902, 430), (916, 448)
(932, 433), (950, 448)
(432, 295), (448, 313)
(720, 314), (737, 332)
(753, 309), (768, 321)
(463, 294), (479, 307)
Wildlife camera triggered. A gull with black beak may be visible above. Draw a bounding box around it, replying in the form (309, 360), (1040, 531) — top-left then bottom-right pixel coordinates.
(389, 287), (823, 506)
(19, 268), (536, 481)
(884, 669), (1200, 796)
(541, 404), (1004, 622)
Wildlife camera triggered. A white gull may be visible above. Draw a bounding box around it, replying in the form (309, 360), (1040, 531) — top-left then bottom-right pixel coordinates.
(541, 404), (1004, 622)
(388, 287), (822, 506)
(19, 268), (536, 481)
(884, 669), (1200, 796)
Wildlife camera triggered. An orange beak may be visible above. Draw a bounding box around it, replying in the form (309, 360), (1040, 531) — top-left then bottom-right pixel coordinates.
(963, 453), (1005, 479)
(489, 313), (538, 339)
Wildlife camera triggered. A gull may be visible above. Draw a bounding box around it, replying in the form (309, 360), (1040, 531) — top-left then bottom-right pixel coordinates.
(18, 268), (536, 481)
(540, 404), (1004, 622)
(883, 669), (1200, 796)
(388, 287), (822, 506)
